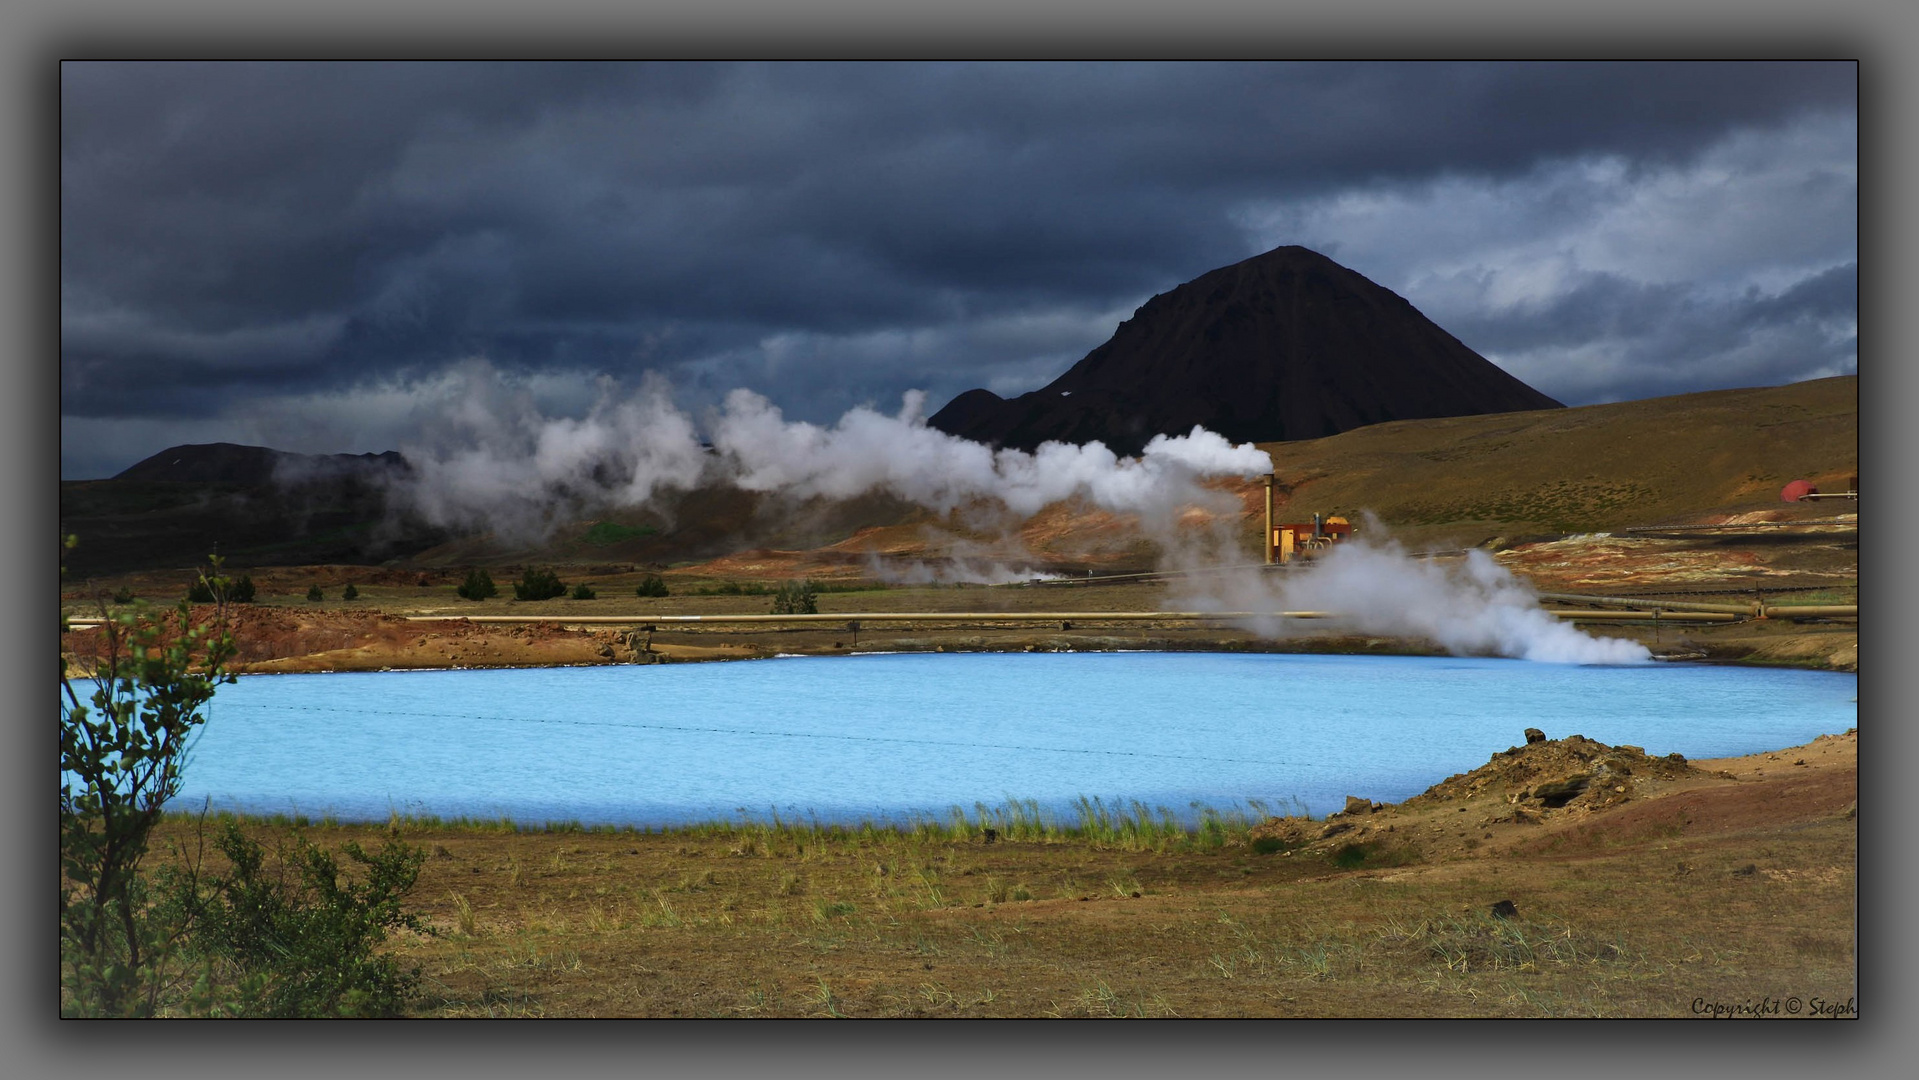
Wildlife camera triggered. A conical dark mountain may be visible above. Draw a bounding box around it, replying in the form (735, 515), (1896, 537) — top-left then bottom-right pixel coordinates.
(927, 245), (1562, 455)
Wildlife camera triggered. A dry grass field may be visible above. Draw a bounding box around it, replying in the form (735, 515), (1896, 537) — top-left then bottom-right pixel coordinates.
(146, 729), (1854, 1018)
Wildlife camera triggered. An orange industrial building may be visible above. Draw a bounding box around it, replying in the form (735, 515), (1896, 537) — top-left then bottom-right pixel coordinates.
(1261, 474), (1354, 564)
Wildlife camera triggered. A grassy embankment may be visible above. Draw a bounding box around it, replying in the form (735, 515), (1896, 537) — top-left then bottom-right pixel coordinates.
(153, 756), (1855, 1019)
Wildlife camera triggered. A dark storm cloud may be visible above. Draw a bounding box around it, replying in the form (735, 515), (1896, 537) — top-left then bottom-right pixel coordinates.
(1438, 261), (1858, 404)
(60, 60), (1855, 477)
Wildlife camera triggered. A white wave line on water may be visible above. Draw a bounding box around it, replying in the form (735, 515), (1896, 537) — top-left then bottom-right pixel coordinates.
(218, 700), (1339, 771)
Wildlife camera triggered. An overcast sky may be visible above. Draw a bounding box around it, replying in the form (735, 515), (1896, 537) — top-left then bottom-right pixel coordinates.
(58, 60), (1857, 479)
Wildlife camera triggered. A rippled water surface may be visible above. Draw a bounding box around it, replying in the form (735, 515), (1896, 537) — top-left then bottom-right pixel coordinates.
(159, 652), (1856, 826)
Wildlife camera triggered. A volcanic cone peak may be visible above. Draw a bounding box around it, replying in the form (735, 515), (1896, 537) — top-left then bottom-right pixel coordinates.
(928, 245), (1563, 456)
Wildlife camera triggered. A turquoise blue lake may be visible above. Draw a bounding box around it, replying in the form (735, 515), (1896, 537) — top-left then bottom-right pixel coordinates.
(152, 652), (1855, 827)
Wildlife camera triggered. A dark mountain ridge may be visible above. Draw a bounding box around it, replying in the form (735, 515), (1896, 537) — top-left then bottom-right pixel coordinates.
(113, 442), (410, 486)
(63, 443), (439, 578)
(927, 245), (1562, 455)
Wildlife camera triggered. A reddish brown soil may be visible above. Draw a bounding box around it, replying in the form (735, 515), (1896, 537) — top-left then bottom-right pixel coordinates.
(60, 606), (634, 674)
(1245, 729), (1858, 871)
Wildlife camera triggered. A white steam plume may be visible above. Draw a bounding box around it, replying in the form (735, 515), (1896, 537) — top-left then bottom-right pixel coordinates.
(1166, 524), (1651, 665)
(393, 363), (710, 538)
(711, 387), (1270, 518)
(385, 361), (1272, 540)
(1282, 540), (1652, 664)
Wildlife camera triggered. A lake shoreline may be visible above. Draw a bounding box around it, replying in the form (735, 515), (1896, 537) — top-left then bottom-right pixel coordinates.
(60, 604), (1859, 678)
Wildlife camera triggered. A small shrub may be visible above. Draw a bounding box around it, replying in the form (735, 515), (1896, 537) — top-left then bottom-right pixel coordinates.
(1328, 841), (1424, 869)
(770, 579), (819, 615)
(634, 574), (669, 598)
(514, 568), (567, 602)
(456, 569), (498, 602)
(177, 821), (427, 1017)
(341, 584), (359, 601)
(306, 585), (324, 602)
(570, 583), (597, 600)
(111, 587), (136, 604)
(187, 573), (254, 604)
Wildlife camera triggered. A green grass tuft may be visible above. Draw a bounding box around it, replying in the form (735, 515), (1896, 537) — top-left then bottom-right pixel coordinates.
(581, 521), (658, 546)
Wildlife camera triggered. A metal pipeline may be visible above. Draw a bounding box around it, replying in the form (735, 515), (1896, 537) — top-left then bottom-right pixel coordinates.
(1541, 610), (1738, 623)
(1759, 605), (1858, 619)
(405, 611), (1337, 625)
(1534, 591), (1762, 616)
(1534, 592), (1856, 620)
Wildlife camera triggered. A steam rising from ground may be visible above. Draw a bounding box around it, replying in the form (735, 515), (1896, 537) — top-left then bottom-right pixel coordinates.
(380, 361), (1646, 664)
(385, 361), (1271, 538)
(391, 365), (708, 537)
(1167, 527), (1651, 665)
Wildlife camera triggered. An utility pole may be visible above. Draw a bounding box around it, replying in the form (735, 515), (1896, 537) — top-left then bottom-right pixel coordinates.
(1263, 473), (1275, 565)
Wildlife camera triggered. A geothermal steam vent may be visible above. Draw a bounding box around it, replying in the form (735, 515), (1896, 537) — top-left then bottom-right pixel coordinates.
(928, 245), (1562, 456)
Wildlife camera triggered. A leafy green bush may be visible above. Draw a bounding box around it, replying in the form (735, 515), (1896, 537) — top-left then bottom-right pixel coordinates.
(456, 569), (498, 601)
(306, 585), (324, 602)
(175, 822), (426, 1018)
(514, 567), (568, 601)
(230, 576), (256, 604)
(634, 574), (669, 598)
(341, 584), (359, 601)
(62, 546), (430, 1017)
(63, 555), (237, 1016)
(571, 583), (597, 600)
(771, 579), (819, 615)
(111, 587), (137, 604)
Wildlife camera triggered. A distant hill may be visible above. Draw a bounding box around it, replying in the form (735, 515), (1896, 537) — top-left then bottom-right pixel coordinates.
(62, 443), (439, 578)
(927, 245), (1562, 455)
(1250, 374), (1857, 549)
(113, 442), (408, 487)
